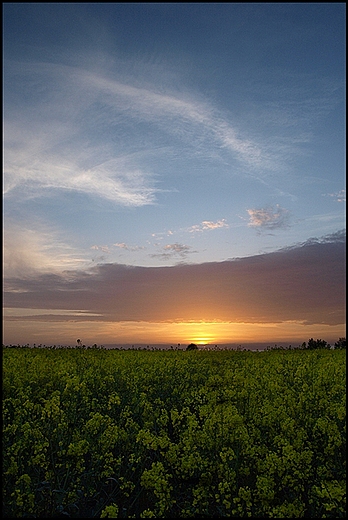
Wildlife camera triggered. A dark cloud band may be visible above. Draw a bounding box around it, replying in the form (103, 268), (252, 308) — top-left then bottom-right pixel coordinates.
(4, 231), (345, 327)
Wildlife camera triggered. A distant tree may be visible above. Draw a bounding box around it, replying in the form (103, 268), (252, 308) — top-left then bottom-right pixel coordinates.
(186, 343), (198, 351)
(306, 338), (330, 350)
(334, 337), (346, 349)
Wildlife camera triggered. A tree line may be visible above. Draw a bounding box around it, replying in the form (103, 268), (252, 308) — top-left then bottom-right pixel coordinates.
(300, 337), (346, 350)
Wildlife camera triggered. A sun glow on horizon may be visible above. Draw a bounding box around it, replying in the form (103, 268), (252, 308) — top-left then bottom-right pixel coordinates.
(173, 321), (220, 345)
(3, 315), (346, 348)
(190, 338), (212, 346)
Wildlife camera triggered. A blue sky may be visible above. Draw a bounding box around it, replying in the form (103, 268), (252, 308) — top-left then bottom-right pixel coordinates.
(3, 3), (346, 346)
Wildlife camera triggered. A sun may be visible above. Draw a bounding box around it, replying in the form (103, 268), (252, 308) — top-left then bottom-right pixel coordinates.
(175, 321), (220, 345)
(190, 330), (216, 345)
(190, 337), (210, 345)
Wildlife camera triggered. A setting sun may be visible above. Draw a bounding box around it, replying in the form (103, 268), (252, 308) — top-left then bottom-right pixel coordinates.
(192, 339), (210, 345)
(176, 321), (218, 345)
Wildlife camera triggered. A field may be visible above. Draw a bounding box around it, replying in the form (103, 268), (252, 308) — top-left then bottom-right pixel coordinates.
(2, 347), (346, 518)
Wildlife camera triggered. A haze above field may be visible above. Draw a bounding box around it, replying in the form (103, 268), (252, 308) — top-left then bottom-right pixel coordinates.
(3, 3), (346, 346)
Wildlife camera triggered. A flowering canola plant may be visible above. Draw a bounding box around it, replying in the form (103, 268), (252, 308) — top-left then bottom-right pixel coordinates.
(3, 347), (346, 517)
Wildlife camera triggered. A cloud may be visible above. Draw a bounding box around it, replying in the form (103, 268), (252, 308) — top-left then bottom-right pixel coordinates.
(151, 242), (197, 261)
(285, 229), (346, 247)
(3, 221), (90, 278)
(3, 63), (161, 206)
(163, 243), (192, 254)
(91, 245), (110, 253)
(4, 231), (345, 327)
(113, 242), (145, 251)
(151, 220), (229, 240)
(247, 205), (290, 230)
(4, 56), (283, 209)
(3, 128), (159, 206)
(323, 189), (346, 203)
(188, 219), (229, 232)
(81, 68), (264, 165)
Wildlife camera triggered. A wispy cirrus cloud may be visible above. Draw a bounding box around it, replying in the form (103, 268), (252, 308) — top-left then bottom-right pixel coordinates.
(82, 67), (266, 166)
(7, 55), (339, 212)
(247, 205), (290, 230)
(4, 56), (280, 209)
(3, 128), (159, 206)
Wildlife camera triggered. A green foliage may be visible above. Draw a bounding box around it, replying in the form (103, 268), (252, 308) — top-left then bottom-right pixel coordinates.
(100, 503), (119, 518)
(3, 347), (346, 517)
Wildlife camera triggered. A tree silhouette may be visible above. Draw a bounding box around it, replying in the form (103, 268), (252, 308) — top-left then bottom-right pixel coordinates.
(334, 337), (346, 349)
(186, 343), (198, 351)
(306, 338), (330, 350)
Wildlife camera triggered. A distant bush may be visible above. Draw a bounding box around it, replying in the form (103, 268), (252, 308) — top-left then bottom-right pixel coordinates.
(334, 337), (346, 349)
(300, 338), (331, 350)
(186, 343), (198, 351)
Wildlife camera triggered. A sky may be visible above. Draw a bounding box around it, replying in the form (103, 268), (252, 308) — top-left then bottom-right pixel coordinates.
(3, 3), (346, 347)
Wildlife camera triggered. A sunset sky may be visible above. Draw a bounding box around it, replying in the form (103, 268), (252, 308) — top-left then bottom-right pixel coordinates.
(3, 3), (346, 347)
